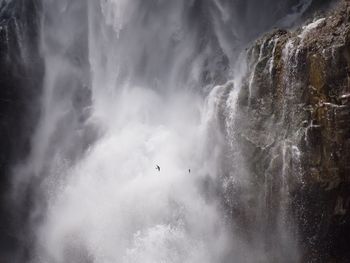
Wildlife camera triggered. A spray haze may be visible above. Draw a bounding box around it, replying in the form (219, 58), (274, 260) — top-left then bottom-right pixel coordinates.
(30, 0), (232, 262)
(8, 0), (322, 262)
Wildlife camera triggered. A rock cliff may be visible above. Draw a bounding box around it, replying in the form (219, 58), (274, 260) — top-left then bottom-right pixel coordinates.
(229, 0), (350, 261)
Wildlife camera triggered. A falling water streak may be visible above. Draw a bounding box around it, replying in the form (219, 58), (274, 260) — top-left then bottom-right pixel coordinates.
(281, 141), (290, 213)
(281, 38), (296, 127)
(226, 59), (246, 136)
(280, 37), (296, 223)
(274, 35), (298, 250)
(268, 37), (279, 77)
(248, 39), (267, 106)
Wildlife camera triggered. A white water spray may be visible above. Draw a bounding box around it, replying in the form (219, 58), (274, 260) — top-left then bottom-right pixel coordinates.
(23, 1), (234, 262)
(9, 0), (318, 262)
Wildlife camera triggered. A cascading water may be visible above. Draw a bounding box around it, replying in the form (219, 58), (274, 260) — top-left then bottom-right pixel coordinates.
(8, 0), (326, 262)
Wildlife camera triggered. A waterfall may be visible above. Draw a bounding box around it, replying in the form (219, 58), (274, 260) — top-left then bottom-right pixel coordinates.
(7, 0), (326, 262)
(21, 1), (233, 262)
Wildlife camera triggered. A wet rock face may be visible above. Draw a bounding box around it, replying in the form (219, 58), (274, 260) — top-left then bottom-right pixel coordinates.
(234, 0), (350, 261)
(0, 0), (43, 260)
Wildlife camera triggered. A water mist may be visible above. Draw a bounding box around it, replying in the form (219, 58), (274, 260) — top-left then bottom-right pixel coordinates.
(10, 0), (318, 262)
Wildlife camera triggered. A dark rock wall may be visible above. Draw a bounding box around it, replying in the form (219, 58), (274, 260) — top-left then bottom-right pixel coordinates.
(0, 0), (43, 260)
(229, 0), (350, 261)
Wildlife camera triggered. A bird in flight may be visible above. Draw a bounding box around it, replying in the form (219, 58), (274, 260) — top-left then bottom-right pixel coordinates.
(156, 165), (160, 172)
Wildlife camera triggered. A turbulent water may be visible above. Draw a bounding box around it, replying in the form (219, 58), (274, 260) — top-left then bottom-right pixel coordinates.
(8, 0), (321, 262)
